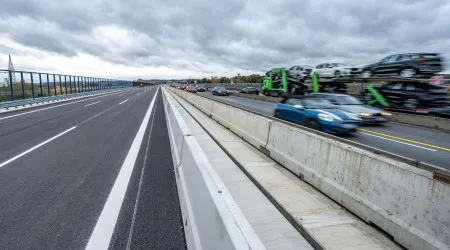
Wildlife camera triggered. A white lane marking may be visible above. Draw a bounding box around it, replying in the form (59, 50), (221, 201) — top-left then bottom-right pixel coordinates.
(119, 99), (129, 105)
(126, 93), (158, 250)
(0, 126), (77, 169)
(136, 93), (141, 96)
(0, 90), (124, 121)
(359, 132), (436, 151)
(85, 87), (159, 250)
(84, 101), (101, 107)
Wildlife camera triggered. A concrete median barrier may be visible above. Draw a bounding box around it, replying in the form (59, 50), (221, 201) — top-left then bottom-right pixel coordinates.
(162, 88), (265, 250)
(167, 87), (450, 250)
(392, 112), (450, 131)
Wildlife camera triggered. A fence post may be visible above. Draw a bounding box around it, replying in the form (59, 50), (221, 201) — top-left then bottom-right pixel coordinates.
(8, 70), (14, 101)
(59, 75), (63, 95)
(39, 73), (43, 97)
(69, 76), (73, 94)
(53, 74), (57, 96)
(30, 73), (35, 98)
(20, 71), (25, 100)
(77, 77), (81, 93)
(46, 74), (51, 96)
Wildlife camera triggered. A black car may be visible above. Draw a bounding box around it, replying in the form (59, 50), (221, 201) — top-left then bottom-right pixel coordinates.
(212, 86), (229, 96)
(362, 81), (448, 110)
(361, 53), (443, 78)
(196, 84), (206, 92)
(427, 107), (450, 118)
(239, 87), (259, 95)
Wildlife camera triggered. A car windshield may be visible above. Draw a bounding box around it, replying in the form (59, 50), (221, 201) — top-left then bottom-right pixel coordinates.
(302, 98), (335, 109)
(335, 95), (362, 105)
(332, 63), (346, 67)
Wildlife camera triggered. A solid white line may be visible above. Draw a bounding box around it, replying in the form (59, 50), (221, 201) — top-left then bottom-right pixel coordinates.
(84, 101), (101, 107)
(85, 87), (159, 250)
(0, 91), (122, 121)
(359, 132), (436, 151)
(126, 94), (158, 250)
(119, 99), (129, 105)
(0, 126), (77, 169)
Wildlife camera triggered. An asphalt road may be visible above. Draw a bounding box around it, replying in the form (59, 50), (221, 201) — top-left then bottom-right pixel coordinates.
(198, 92), (450, 169)
(0, 86), (186, 249)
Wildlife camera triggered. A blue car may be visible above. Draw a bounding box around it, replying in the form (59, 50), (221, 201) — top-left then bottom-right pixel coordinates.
(273, 96), (362, 134)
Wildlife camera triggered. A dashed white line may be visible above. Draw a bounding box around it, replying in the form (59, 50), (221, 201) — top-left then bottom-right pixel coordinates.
(85, 87), (159, 250)
(0, 126), (77, 169)
(359, 132), (436, 151)
(119, 99), (129, 105)
(84, 101), (101, 107)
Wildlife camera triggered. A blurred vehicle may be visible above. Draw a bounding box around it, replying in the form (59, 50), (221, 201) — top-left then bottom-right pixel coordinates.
(178, 85), (186, 90)
(362, 81), (448, 111)
(361, 53), (443, 78)
(309, 93), (390, 124)
(273, 95), (361, 134)
(212, 86), (229, 96)
(427, 107), (450, 118)
(140, 84), (144, 88)
(310, 63), (353, 78)
(196, 84), (206, 92)
(239, 87), (259, 95)
(287, 65), (313, 82)
(186, 86), (197, 93)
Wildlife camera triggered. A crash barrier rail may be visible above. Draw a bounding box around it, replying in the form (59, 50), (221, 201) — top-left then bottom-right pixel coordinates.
(161, 88), (265, 250)
(0, 69), (132, 102)
(228, 92), (450, 131)
(0, 89), (119, 110)
(167, 87), (450, 250)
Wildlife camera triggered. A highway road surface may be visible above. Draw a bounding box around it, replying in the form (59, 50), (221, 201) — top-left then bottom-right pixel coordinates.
(197, 92), (450, 169)
(0, 86), (186, 249)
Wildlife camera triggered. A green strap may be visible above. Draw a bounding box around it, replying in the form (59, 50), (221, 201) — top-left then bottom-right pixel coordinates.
(312, 72), (319, 93)
(366, 85), (389, 107)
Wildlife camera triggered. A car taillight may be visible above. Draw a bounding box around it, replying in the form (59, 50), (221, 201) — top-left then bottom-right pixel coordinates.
(417, 59), (430, 63)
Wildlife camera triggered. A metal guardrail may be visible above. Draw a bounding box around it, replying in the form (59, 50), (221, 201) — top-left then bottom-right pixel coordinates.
(171, 88), (450, 180)
(0, 69), (133, 102)
(0, 90), (116, 110)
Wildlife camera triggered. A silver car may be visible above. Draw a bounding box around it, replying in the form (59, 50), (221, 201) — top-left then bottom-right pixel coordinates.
(309, 93), (392, 124)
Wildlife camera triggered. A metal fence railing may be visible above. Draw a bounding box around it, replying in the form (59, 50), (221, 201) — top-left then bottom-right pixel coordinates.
(0, 69), (132, 103)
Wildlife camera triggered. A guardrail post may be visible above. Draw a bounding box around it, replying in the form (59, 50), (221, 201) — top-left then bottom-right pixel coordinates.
(46, 74), (51, 96)
(59, 75), (63, 95)
(8, 70), (14, 101)
(30, 73), (35, 98)
(20, 71), (25, 100)
(60, 76), (67, 95)
(39, 73), (43, 97)
(77, 76), (81, 93)
(53, 74), (57, 96)
(72, 76), (76, 93)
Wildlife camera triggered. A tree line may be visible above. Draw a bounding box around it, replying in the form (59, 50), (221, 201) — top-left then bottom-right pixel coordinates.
(166, 74), (265, 84)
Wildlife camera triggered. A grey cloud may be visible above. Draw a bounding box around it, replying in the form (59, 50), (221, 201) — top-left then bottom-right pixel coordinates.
(1, 0), (450, 76)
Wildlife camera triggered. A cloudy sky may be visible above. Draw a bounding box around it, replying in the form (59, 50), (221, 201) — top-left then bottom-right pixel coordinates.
(0, 0), (449, 80)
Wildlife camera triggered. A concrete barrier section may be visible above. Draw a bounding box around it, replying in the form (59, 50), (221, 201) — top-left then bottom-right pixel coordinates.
(167, 87), (450, 250)
(162, 89), (264, 250)
(266, 121), (449, 250)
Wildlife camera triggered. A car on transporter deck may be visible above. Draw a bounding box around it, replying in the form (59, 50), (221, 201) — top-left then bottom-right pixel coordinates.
(273, 95), (362, 135)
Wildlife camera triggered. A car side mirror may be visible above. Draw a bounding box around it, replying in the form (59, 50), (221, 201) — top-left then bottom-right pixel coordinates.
(293, 104), (304, 109)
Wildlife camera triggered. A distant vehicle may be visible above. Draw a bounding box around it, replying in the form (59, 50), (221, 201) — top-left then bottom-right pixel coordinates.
(140, 84), (144, 88)
(212, 86), (229, 96)
(310, 63), (355, 78)
(178, 85), (186, 90)
(309, 93), (391, 124)
(273, 95), (361, 134)
(196, 84), (206, 92)
(186, 86), (197, 93)
(361, 53), (443, 78)
(287, 65), (313, 82)
(239, 87), (259, 95)
(362, 80), (448, 110)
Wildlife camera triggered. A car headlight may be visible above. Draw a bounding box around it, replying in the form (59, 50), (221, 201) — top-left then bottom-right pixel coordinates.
(381, 112), (392, 116)
(360, 112), (372, 117)
(318, 113), (333, 122)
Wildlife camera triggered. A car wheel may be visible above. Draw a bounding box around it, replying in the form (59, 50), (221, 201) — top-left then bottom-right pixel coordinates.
(306, 119), (321, 131)
(334, 71), (340, 78)
(403, 98), (419, 109)
(263, 91), (269, 96)
(361, 70), (372, 78)
(274, 110), (281, 118)
(399, 68), (416, 78)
